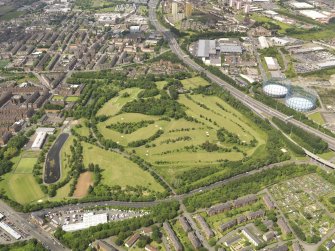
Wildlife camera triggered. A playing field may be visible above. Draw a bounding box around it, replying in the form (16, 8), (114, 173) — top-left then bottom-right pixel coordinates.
(14, 157), (37, 174)
(82, 142), (165, 192)
(7, 174), (45, 204)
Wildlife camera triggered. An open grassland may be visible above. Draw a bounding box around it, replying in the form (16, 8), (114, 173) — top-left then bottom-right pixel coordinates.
(65, 96), (79, 102)
(73, 119), (90, 137)
(308, 112), (325, 125)
(14, 157), (37, 174)
(82, 142), (165, 192)
(181, 76), (210, 89)
(0, 173), (45, 204)
(60, 135), (74, 182)
(97, 88), (141, 117)
(251, 14), (293, 34)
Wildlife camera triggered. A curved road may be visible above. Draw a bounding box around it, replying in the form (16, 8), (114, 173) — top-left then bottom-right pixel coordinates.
(36, 160), (307, 214)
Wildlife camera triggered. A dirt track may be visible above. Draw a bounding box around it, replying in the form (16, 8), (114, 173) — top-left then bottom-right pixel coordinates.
(73, 171), (93, 198)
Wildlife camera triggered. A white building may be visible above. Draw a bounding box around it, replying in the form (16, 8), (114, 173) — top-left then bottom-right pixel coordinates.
(289, 2), (314, 9)
(258, 36), (269, 49)
(299, 10), (328, 20)
(0, 221), (21, 240)
(264, 57), (280, 70)
(31, 132), (47, 150)
(36, 127), (55, 135)
(62, 213), (108, 232)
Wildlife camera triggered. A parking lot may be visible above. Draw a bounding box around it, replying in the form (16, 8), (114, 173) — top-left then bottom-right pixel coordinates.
(0, 212), (30, 244)
(43, 208), (149, 232)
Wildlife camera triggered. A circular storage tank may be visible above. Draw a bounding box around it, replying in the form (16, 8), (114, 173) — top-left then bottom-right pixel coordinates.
(285, 87), (316, 112)
(262, 78), (290, 98)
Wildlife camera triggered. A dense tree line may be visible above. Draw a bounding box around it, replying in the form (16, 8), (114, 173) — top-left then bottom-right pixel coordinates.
(0, 133), (29, 177)
(183, 164), (316, 211)
(122, 97), (186, 119)
(128, 130), (164, 147)
(54, 202), (179, 250)
(137, 88), (160, 98)
(272, 117), (328, 153)
(106, 120), (155, 134)
(0, 239), (46, 251)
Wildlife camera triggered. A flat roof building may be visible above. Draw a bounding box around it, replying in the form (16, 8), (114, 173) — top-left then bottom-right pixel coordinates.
(264, 57), (280, 70)
(0, 221), (21, 240)
(31, 131), (47, 150)
(258, 36), (269, 49)
(62, 213), (108, 232)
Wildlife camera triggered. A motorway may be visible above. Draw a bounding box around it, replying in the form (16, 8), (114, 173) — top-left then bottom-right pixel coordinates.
(148, 0), (335, 151)
(0, 2), (334, 250)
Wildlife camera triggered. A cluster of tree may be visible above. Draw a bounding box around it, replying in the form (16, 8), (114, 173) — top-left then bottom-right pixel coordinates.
(44, 103), (64, 110)
(0, 239), (46, 251)
(183, 164), (316, 212)
(106, 120), (155, 134)
(122, 97), (186, 119)
(90, 122), (124, 151)
(160, 136), (191, 144)
(54, 202), (179, 250)
(0, 133), (29, 177)
(201, 141), (220, 152)
(217, 128), (241, 144)
(138, 88), (160, 98)
(272, 117), (328, 153)
(175, 166), (220, 188)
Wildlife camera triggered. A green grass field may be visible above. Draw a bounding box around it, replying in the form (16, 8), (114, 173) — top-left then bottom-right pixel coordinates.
(66, 96), (79, 102)
(73, 119), (90, 137)
(251, 14), (293, 34)
(14, 157), (37, 174)
(1, 174), (45, 204)
(0, 59), (9, 69)
(82, 142), (165, 192)
(97, 88), (141, 117)
(181, 76), (210, 89)
(60, 136), (74, 183)
(52, 95), (64, 101)
(308, 112), (325, 125)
